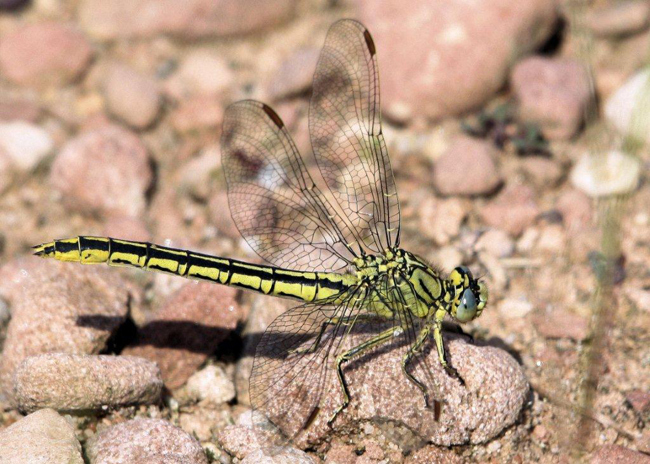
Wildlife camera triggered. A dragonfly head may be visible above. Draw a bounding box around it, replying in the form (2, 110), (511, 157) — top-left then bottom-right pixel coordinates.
(448, 266), (488, 323)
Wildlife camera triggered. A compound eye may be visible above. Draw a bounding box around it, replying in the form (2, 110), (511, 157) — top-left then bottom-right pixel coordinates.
(456, 288), (477, 322)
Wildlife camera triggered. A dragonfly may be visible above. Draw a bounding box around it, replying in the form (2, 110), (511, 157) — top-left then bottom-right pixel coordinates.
(33, 19), (487, 440)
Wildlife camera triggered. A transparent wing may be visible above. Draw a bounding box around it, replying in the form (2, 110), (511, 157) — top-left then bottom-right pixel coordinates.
(310, 19), (400, 254)
(222, 100), (360, 272)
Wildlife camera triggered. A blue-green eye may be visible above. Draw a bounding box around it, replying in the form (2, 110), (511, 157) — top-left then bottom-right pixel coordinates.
(456, 288), (477, 322)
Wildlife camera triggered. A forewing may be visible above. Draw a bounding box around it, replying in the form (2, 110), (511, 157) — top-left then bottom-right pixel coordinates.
(222, 100), (358, 271)
(310, 19), (400, 254)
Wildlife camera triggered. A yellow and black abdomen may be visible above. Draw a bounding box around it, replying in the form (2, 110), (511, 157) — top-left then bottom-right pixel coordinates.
(33, 236), (356, 303)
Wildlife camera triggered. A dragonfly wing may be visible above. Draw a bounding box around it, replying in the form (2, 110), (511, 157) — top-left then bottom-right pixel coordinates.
(310, 19), (401, 254)
(222, 100), (359, 272)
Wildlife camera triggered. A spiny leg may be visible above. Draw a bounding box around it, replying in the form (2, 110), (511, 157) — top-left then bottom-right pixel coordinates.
(288, 314), (379, 355)
(401, 324), (431, 408)
(329, 326), (396, 425)
(433, 308), (465, 385)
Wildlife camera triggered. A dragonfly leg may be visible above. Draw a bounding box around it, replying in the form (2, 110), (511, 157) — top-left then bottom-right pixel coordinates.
(433, 309), (465, 386)
(401, 324), (431, 408)
(329, 326), (395, 426)
(288, 314), (378, 355)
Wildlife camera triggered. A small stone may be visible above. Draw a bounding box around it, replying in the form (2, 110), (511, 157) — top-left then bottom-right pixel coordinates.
(0, 22), (93, 87)
(586, 0), (650, 38)
(80, 0), (297, 40)
(267, 48), (320, 100)
(498, 297), (533, 318)
(104, 62), (162, 129)
(217, 422), (278, 460)
(627, 287), (650, 312)
(432, 245), (463, 271)
(176, 146), (222, 200)
(179, 408), (231, 441)
(102, 215), (151, 242)
(570, 150), (641, 197)
(50, 125), (153, 217)
(476, 229), (515, 258)
(167, 50), (233, 99)
(604, 68), (650, 145)
(520, 156), (564, 188)
(14, 353), (163, 413)
(627, 390), (650, 415)
(511, 57), (592, 140)
(0, 409), (83, 464)
(0, 99), (41, 122)
(590, 444), (650, 464)
(557, 189), (593, 230)
(86, 418), (208, 464)
(433, 136), (501, 196)
(0, 259), (131, 401)
(185, 365), (235, 406)
(533, 309), (588, 341)
(0, 122), (53, 171)
(419, 196), (469, 245)
(241, 447), (316, 464)
(405, 445), (462, 464)
(170, 96), (224, 133)
(535, 224), (566, 254)
(123, 282), (243, 389)
(481, 184), (540, 237)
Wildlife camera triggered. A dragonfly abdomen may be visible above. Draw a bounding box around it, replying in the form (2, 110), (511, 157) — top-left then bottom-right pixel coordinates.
(33, 236), (356, 303)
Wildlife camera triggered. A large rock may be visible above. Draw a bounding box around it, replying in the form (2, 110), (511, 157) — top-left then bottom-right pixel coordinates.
(79, 0), (297, 40)
(86, 418), (208, 464)
(0, 22), (93, 87)
(356, 0), (558, 121)
(14, 353), (163, 413)
(123, 282), (243, 389)
(0, 259), (131, 401)
(0, 408), (84, 464)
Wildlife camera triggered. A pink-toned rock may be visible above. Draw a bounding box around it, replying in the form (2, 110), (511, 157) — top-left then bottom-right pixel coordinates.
(0, 99), (41, 122)
(557, 189), (593, 231)
(267, 48), (320, 100)
(405, 445), (463, 464)
(419, 196), (469, 245)
(103, 62), (162, 129)
(166, 50), (233, 99)
(123, 282), (243, 389)
(208, 191), (241, 239)
(14, 353), (163, 413)
(102, 215), (151, 242)
(50, 125), (153, 217)
(0, 22), (93, 87)
(585, 0), (650, 38)
(0, 259), (131, 401)
(86, 418), (208, 464)
(356, 0), (557, 121)
(433, 136), (501, 196)
(533, 309), (589, 341)
(627, 390), (650, 415)
(170, 96), (224, 133)
(511, 57), (592, 140)
(591, 444), (650, 464)
(520, 156), (564, 188)
(481, 184), (540, 237)
(79, 0), (297, 40)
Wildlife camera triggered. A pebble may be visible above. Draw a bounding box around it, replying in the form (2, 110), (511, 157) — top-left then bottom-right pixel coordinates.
(103, 62), (162, 129)
(604, 69), (650, 145)
(170, 96), (224, 133)
(356, 0), (557, 120)
(80, 0), (298, 40)
(557, 189), (593, 230)
(481, 184), (540, 237)
(405, 445), (462, 464)
(570, 150), (641, 197)
(241, 447), (316, 464)
(432, 245), (464, 271)
(0, 122), (53, 171)
(0, 22), (93, 87)
(476, 228), (515, 258)
(0, 259), (131, 402)
(590, 444), (650, 464)
(433, 136), (501, 196)
(254, 332), (528, 449)
(102, 215), (152, 242)
(0, 408), (83, 464)
(14, 353), (163, 413)
(627, 287), (650, 312)
(499, 297), (533, 318)
(533, 309), (588, 341)
(0, 99), (41, 122)
(266, 48), (320, 100)
(520, 156), (564, 189)
(511, 57), (592, 140)
(208, 191), (242, 240)
(50, 125), (153, 217)
(123, 282), (243, 389)
(627, 390), (650, 415)
(419, 196), (469, 245)
(86, 418), (208, 464)
(586, 0), (650, 38)
(166, 50), (233, 99)
(184, 365), (235, 406)
(217, 416), (280, 460)
(179, 407), (231, 441)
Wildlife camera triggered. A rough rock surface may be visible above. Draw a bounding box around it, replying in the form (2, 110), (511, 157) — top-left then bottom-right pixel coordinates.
(14, 353), (163, 412)
(0, 408), (84, 464)
(0, 259), (131, 401)
(86, 418), (208, 464)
